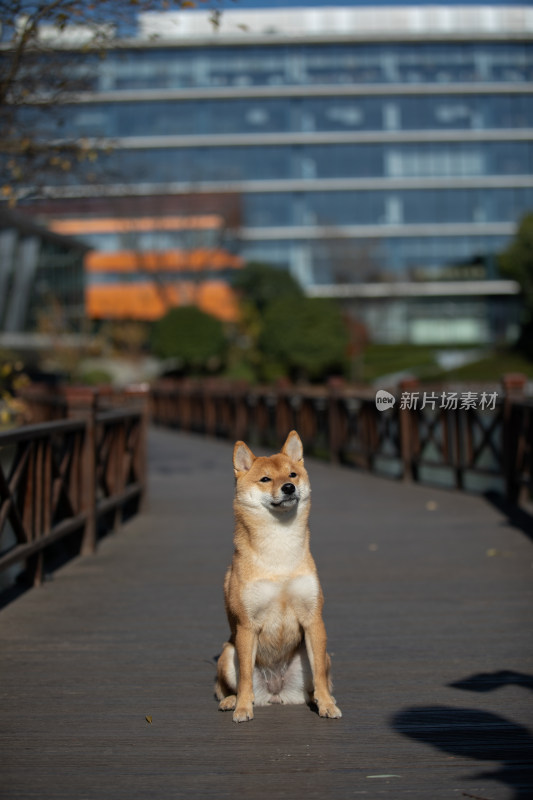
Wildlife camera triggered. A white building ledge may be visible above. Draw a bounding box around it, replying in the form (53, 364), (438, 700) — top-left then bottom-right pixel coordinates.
(307, 280), (521, 299)
(139, 6), (533, 41)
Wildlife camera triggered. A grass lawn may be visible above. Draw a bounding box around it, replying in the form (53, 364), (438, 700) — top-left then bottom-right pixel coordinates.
(433, 350), (533, 382)
(356, 344), (438, 383)
(357, 344), (533, 384)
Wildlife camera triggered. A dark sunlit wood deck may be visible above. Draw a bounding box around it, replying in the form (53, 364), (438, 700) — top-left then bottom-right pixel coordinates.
(1, 426), (532, 799)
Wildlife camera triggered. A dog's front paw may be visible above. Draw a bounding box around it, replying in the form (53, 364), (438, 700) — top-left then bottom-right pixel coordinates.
(316, 697), (342, 718)
(219, 695), (237, 712)
(233, 704), (254, 723)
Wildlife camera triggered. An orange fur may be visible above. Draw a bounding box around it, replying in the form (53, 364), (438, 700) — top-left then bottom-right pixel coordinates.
(215, 431), (342, 722)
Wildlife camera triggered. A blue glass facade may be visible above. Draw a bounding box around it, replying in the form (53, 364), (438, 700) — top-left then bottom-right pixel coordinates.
(15, 9), (532, 341)
(30, 93), (533, 138)
(83, 42), (533, 90)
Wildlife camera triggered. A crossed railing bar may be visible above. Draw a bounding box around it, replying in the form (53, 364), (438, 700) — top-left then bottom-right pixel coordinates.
(150, 375), (532, 505)
(0, 390), (148, 588)
(0, 375), (529, 593)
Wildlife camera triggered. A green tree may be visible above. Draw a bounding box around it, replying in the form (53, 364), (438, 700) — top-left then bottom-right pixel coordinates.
(228, 263), (304, 381)
(233, 262), (303, 313)
(259, 296), (349, 382)
(499, 212), (533, 356)
(151, 306), (227, 374)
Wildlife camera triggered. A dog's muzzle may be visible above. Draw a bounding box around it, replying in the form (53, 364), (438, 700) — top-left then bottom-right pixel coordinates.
(271, 483), (298, 509)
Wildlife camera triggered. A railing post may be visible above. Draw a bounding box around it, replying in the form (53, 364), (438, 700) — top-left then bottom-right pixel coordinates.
(64, 387), (98, 555)
(248, 388), (258, 445)
(203, 378), (217, 437)
(125, 385), (150, 511)
(23, 439), (40, 586)
(327, 377), (345, 463)
(109, 418), (126, 531)
(233, 381), (249, 442)
(28, 437), (53, 587)
(398, 377), (419, 481)
(502, 373), (527, 504)
(275, 379), (293, 444)
(181, 379), (193, 431)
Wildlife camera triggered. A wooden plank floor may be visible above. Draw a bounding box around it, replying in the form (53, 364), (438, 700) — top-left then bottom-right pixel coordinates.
(1, 427), (532, 800)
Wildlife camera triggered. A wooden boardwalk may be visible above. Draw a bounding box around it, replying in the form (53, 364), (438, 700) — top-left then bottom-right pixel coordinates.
(1, 426), (532, 800)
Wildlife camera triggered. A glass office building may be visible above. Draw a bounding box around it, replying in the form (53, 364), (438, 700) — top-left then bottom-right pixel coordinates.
(17, 5), (533, 342)
(0, 210), (87, 336)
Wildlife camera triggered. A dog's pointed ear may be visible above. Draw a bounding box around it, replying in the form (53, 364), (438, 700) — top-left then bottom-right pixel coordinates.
(233, 441), (256, 475)
(281, 430), (304, 463)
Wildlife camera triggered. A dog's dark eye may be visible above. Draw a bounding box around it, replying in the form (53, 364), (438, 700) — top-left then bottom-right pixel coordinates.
(260, 476), (271, 483)
(289, 472), (297, 478)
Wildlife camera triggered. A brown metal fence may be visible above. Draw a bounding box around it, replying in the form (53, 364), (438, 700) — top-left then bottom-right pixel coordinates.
(151, 376), (532, 505)
(0, 388), (148, 589)
(1, 375), (530, 594)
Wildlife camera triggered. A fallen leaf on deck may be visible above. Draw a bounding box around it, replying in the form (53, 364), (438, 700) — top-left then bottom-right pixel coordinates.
(145, 715), (152, 724)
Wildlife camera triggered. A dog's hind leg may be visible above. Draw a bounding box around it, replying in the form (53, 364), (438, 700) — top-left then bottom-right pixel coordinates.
(215, 642), (238, 711)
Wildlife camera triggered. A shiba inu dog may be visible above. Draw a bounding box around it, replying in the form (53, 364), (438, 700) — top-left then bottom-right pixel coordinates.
(215, 430), (342, 723)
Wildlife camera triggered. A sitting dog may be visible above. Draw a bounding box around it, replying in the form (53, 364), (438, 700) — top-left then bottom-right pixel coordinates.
(215, 430), (341, 723)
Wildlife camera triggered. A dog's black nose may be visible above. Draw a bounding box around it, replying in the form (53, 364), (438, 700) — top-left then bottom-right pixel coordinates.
(281, 483), (295, 495)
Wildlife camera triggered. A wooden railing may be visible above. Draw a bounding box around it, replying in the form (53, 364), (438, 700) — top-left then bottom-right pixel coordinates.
(0, 388), (148, 589)
(151, 376), (532, 504)
(1, 374), (529, 594)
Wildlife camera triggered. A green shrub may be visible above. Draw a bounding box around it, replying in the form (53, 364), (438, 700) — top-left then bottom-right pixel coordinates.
(150, 306), (227, 374)
(233, 262), (303, 312)
(78, 368), (113, 386)
(259, 296), (349, 382)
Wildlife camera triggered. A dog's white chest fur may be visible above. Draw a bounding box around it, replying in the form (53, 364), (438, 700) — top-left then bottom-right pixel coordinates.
(243, 573), (319, 629)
